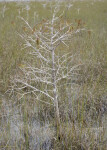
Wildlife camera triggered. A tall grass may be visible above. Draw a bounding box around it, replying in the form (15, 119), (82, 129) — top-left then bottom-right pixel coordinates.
(0, 0), (107, 149)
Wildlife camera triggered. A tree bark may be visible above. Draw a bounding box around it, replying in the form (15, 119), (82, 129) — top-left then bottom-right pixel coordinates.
(52, 48), (61, 137)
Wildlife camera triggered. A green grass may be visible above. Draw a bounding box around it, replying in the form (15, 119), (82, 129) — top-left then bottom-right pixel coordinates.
(0, 0), (107, 149)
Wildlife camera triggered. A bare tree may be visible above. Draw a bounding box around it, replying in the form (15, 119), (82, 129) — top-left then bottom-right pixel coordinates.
(10, 4), (84, 137)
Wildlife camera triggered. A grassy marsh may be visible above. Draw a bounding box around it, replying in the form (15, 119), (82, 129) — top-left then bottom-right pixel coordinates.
(0, 0), (107, 149)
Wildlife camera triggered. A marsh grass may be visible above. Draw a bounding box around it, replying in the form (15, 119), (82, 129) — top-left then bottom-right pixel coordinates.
(0, 0), (107, 149)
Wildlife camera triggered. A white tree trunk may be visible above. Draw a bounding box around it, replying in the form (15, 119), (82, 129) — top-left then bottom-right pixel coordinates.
(52, 49), (60, 129)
